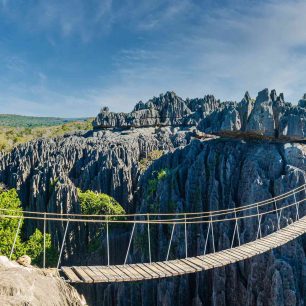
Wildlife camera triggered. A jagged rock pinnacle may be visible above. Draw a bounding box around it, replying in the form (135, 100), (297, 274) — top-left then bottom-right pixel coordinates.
(93, 89), (305, 141)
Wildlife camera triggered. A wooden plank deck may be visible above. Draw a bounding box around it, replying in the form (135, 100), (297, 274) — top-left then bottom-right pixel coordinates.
(62, 214), (306, 283)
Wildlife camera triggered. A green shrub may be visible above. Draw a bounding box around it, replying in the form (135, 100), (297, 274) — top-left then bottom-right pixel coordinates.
(0, 188), (54, 265)
(77, 189), (125, 252)
(78, 189), (125, 216)
(148, 169), (169, 195)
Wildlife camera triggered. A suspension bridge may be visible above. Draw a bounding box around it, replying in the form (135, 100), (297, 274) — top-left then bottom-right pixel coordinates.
(1, 183), (306, 283)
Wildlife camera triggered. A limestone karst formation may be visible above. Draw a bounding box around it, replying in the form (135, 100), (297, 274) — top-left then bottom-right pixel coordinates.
(0, 88), (305, 306)
(93, 88), (306, 140)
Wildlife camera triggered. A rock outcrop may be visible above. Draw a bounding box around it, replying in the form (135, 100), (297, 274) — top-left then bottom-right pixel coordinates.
(93, 89), (306, 141)
(0, 256), (86, 305)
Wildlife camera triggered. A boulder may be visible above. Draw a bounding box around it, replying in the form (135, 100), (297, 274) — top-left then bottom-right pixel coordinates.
(16, 255), (31, 267)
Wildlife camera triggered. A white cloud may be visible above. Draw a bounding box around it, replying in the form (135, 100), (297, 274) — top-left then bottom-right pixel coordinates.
(89, 0), (306, 112)
(1, 0), (306, 116)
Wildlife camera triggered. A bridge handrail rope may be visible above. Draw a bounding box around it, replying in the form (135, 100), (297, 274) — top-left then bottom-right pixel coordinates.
(0, 184), (304, 219)
(3, 183), (306, 276)
(0, 197), (305, 225)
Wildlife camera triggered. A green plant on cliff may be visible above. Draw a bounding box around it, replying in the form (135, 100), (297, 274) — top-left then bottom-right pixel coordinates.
(0, 188), (54, 265)
(139, 150), (164, 172)
(148, 168), (169, 196)
(78, 189), (125, 216)
(77, 189), (126, 252)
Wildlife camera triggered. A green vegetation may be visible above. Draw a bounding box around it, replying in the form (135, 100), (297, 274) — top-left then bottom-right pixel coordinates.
(78, 189), (125, 216)
(139, 150), (164, 172)
(148, 168), (169, 196)
(77, 189), (125, 252)
(0, 188), (54, 265)
(0, 118), (93, 152)
(0, 114), (87, 128)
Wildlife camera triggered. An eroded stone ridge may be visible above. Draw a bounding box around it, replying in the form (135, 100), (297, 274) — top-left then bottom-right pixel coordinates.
(93, 89), (306, 140)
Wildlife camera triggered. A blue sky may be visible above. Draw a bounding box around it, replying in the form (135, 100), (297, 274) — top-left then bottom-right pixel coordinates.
(0, 0), (306, 117)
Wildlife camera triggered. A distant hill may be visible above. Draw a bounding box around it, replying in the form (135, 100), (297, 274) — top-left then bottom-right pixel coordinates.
(0, 115), (94, 152)
(0, 114), (87, 128)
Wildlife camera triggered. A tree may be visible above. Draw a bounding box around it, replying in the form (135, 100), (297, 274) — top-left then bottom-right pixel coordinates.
(77, 189), (125, 252)
(0, 188), (54, 265)
(78, 189), (125, 215)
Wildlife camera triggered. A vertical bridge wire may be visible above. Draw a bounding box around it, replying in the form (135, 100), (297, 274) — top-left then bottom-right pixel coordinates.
(124, 222), (136, 265)
(166, 222), (176, 261)
(57, 219), (70, 269)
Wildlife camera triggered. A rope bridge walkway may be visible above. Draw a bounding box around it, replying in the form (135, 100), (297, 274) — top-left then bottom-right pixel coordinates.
(1, 184), (306, 283)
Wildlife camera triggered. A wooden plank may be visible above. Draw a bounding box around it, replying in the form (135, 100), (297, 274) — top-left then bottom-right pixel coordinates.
(230, 247), (253, 259)
(286, 225), (304, 234)
(161, 261), (186, 274)
(246, 241), (270, 252)
(180, 258), (203, 271)
(290, 222), (306, 231)
(97, 266), (121, 282)
(256, 239), (278, 250)
(135, 264), (160, 278)
(123, 264), (147, 280)
(114, 265), (136, 280)
(129, 264), (153, 279)
(197, 255), (224, 267)
(234, 246), (256, 257)
(228, 248), (252, 260)
(153, 262), (179, 276)
(171, 259), (197, 273)
(187, 256), (213, 269)
(218, 249), (243, 262)
(212, 251), (237, 264)
(239, 244), (263, 255)
(143, 263), (168, 278)
(164, 260), (191, 274)
(88, 266), (110, 282)
(108, 266), (132, 281)
(281, 228), (301, 238)
(83, 266), (103, 283)
(62, 267), (82, 283)
(275, 235), (294, 245)
(195, 256), (218, 269)
(72, 266), (94, 283)
(115, 265), (144, 281)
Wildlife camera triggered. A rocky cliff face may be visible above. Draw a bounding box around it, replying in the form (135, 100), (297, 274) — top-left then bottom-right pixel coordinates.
(78, 139), (306, 306)
(93, 89), (306, 141)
